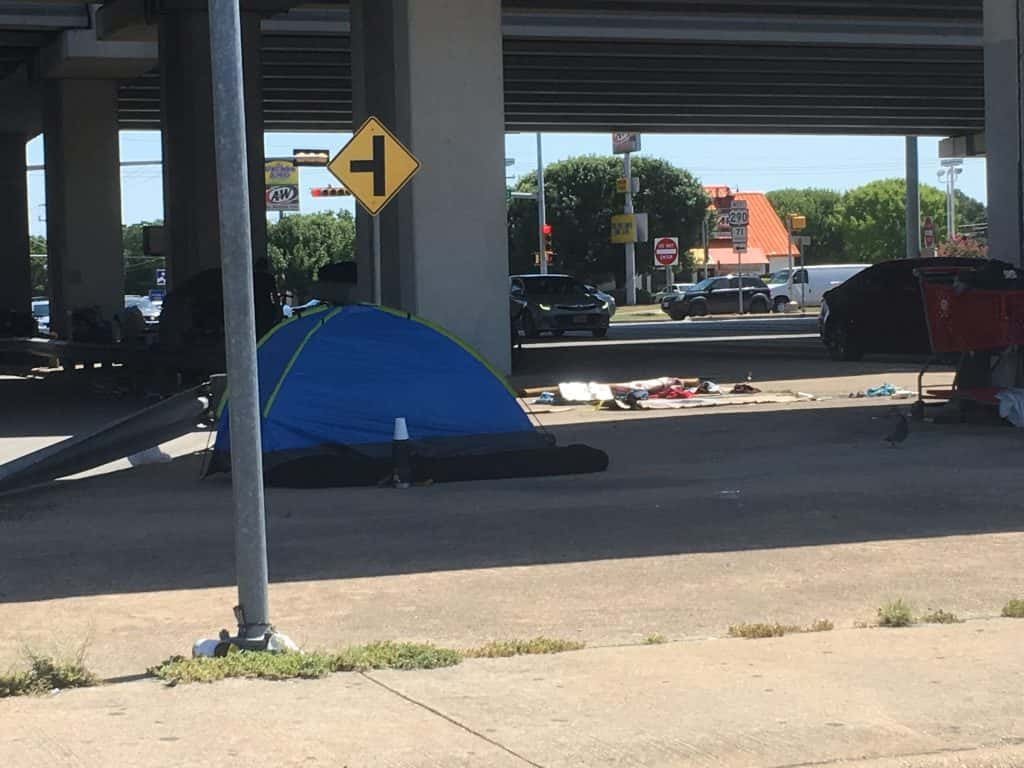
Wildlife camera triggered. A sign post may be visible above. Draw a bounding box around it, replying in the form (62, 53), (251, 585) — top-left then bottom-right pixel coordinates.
(787, 214), (807, 308)
(613, 133), (641, 305)
(265, 159), (300, 218)
(328, 116), (421, 304)
(536, 133), (547, 275)
(654, 236), (679, 289)
(208, 0), (271, 647)
(729, 200), (749, 315)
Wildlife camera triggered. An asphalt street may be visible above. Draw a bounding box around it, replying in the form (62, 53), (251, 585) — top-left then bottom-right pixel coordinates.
(523, 315), (820, 349)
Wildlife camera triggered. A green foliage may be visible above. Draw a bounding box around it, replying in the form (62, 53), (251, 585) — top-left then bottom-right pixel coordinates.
(766, 188), (844, 263)
(463, 637), (585, 658)
(30, 255), (48, 296)
(508, 155), (709, 283)
(1002, 599), (1024, 618)
(767, 181), (986, 265)
(29, 234), (47, 253)
(954, 190), (987, 231)
(727, 622), (802, 639)
(267, 211), (356, 297)
(877, 599), (915, 627)
(919, 609), (962, 624)
(151, 641), (462, 685)
(0, 649), (98, 697)
(331, 641), (462, 671)
(122, 221), (165, 295)
(728, 619), (833, 638)
(839, 179), (947, 264)
(643, 634), (668, 645)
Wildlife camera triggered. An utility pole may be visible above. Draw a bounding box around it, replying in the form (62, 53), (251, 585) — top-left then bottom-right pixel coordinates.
(536, 133), (547, 275)
(208, 0), (271, 646)
(905, 137), (920, 260)
(623, 151), (636, 304)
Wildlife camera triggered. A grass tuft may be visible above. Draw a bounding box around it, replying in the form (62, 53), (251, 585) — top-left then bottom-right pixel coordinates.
(331, 641), (462, 672)
(919, 609), (962, 625)
(463, 637), (585, 658)
(728, 622), (801, 639)
(729, 619), (834, 639)
(877, 599), (914, 627)
(151, 641), (462, 686)
(0, 650), (98, 698)
(1002, 599), (1024, 618)
(643, 634), (668, 645)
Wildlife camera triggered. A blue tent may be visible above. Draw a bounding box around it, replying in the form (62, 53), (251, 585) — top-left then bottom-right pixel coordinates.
(211, 304), (606, 486)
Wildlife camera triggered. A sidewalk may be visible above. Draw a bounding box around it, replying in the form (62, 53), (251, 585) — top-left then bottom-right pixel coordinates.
(3, 620), (1023, 768)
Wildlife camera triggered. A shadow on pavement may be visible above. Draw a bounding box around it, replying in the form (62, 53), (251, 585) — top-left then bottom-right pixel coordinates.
(1, 404), (1021, 604)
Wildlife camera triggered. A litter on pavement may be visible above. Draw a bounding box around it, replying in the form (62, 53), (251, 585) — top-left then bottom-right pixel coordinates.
(996, 388), (1024, 427)
(525, 376), (815, 411)
(849, 382), (915, 400)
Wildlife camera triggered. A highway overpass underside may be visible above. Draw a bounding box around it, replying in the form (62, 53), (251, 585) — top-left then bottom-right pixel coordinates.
(0, 0), (1016, 373)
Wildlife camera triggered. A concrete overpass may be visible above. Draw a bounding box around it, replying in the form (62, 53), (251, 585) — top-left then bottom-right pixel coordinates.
(0, 0), (1016, 372)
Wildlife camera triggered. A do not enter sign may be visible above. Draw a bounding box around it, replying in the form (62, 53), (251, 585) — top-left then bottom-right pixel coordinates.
(654, 236), (680, 267)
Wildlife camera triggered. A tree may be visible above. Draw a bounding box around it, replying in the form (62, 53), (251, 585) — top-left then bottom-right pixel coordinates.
(953, 189), (987, 232)
(838, 179), (948, 263)
(28, 235), (47, 296)
(766, 188), (844, 263)
(122, 221), (165, 295)
(266, 211), (356, 296)
(507, 155), (709, 284)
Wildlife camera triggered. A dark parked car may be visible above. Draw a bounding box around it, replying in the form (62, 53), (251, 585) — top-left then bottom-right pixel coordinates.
(510, 274), (612, 338)
(818, 257), (1009, 361)
(660, 275), (771, 320)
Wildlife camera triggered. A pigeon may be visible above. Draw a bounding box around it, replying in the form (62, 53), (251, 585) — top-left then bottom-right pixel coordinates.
(883, 413), (910, 447)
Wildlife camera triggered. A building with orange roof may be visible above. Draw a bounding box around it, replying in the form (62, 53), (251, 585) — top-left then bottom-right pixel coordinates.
(693, 186), (800, 276)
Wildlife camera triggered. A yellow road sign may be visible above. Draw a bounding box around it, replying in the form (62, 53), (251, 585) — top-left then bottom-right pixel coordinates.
(327, 116), (420, 215)
(610, 214), (636, 244)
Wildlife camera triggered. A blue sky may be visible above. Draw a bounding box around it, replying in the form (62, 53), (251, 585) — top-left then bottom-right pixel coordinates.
(24, 132), (988, 237)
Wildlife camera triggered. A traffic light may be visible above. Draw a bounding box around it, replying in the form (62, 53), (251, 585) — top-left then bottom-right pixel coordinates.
(542, 223), (553, 252)
(311, 186), (351, 197)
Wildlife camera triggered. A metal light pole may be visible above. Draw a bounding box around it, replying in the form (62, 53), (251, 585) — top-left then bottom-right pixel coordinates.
(905, 137), (920, 260)
(536, 133), (547, 275)
(208, 0), (271, 643)
(939, 160), (963, 241)
(623, 152), (636, 305)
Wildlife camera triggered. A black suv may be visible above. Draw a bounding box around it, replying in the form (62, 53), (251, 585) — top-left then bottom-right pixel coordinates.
(661, 276), (771, 320)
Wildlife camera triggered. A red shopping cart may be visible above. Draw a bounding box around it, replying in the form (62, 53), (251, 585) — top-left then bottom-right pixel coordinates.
(914, 264), (1024, 417)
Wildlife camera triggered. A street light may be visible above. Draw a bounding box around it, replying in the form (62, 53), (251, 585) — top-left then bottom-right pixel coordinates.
(938, 160), (964, 240)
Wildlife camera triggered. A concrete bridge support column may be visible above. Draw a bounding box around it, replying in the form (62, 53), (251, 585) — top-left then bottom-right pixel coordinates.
(43, 80), (123, 338)
(351, 0), (510, 372)
(0, 133), (32, 318)
(984, 0), (1024, 266)
(158, 8), (265, 287)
